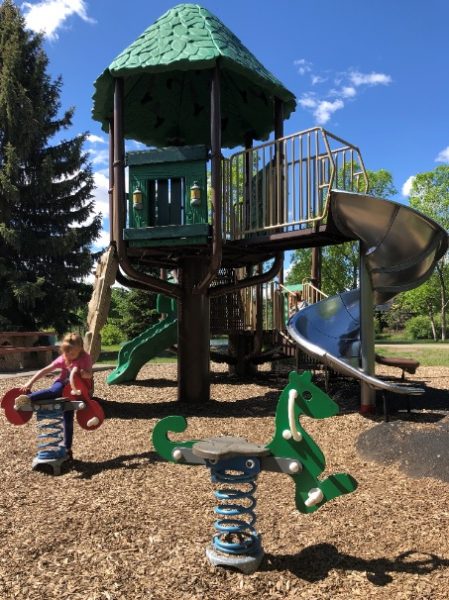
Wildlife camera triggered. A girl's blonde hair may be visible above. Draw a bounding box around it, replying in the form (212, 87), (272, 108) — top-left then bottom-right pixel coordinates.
(60, 332), (84, 354)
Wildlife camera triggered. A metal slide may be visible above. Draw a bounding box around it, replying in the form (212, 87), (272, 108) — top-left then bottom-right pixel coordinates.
(287, 190), (448, 393)
(107, 315), (177, 385)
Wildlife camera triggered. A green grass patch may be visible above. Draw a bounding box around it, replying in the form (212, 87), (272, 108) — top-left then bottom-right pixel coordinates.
(95, 345), (177, 367)
(376, 345), (449, 367)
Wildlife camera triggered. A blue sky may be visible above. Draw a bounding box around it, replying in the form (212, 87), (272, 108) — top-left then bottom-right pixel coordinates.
(19, 0), (449, 253)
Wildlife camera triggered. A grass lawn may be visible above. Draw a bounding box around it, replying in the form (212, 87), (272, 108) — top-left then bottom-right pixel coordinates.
(376, 344), (449, 367)
(96, 344), (176, 366)
(97, 343), (449, 368)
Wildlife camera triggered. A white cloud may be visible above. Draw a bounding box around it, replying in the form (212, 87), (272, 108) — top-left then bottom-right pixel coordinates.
(296, 61), (392, 126)
(314, 99), (344, 125)
(88, 147), (109, 166)
(87, 134), (106, 144)
(435, 146), (449, 163)
(340, 86), (357, 98)
(329, 85), (357, 99)
(298, 94), (317, 109)
(299, 95), (345, 125)
(22, 0), (94, 41)
(294, 58), (313, 76)
(349, 71), (392, 87)
(402, 175), (415, 197)
(131, 140), (147, 150)
(311, 75), (327, 86)
(91, 228), (110, 251)
(92, 171), (109, 217)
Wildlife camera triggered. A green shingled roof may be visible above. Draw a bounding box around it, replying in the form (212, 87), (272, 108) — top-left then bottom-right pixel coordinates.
(92, 3), (296, 148)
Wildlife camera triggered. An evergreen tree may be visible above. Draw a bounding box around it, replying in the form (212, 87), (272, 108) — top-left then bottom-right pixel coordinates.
(0, 0), (101, 333)
(120, 289), (158, 340)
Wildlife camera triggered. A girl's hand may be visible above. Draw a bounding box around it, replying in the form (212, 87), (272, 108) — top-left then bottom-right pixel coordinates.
(80, 369), (92, 379)
(19, 384), (32, 393)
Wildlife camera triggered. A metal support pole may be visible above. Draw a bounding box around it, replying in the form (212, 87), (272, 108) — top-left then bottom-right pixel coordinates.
(178, 258), (210, 403)
(274, 98), (285, 328)
(194, 66), (222, 294)
(359, 248), (376, 413)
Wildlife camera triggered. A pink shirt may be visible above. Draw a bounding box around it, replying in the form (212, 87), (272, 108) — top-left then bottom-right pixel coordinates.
(51, 351), (93, 391)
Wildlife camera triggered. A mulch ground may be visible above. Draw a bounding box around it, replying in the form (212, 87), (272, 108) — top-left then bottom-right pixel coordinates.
(1, 362), (449, 600)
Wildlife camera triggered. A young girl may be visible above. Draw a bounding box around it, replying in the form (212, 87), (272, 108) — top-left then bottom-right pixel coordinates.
(15, 333), (93, 459)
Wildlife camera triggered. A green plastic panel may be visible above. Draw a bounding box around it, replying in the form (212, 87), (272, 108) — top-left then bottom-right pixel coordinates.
(107, 315), (177, 384)
(92, 4), (296, 148)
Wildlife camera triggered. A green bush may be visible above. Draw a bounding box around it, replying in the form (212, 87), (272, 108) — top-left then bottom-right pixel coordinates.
(101, 322), (126, 346)
(405, 315), (436, 340)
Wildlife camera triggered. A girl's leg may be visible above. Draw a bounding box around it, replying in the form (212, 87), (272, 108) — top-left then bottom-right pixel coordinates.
(63, 411), (74, 453)
(28, 381), (65, 402)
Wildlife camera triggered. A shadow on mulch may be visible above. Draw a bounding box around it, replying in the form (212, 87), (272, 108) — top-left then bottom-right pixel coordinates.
(96, 391), (280, 420)
(71, 450), (163, 480)
(264, 544), (449, 586)
(128, 372), (289, 390)
(325, 375), (449, 424)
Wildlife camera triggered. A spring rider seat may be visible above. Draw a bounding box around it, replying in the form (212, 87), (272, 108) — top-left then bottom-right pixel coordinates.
(153, 370), (357, 574)
(1, 368), (104, 475)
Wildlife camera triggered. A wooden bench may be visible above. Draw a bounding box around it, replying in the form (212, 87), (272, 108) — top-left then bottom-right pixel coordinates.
(374, 354), (421, 421)
(375, 353), (420, 380)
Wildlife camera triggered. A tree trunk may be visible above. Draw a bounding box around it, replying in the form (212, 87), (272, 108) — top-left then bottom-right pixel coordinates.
(437, 264), (447, 341)
(429, 314), (437, 341)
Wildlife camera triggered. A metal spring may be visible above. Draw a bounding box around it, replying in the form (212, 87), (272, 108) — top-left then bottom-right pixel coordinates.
(210, 457), (261, 556)
(35, 404), (66, 460)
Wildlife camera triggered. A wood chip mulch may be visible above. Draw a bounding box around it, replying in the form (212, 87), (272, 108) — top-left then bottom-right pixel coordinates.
(1, 363), (449, 600)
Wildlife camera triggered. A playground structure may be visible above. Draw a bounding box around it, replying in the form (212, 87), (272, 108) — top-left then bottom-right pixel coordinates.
(84, 2), (448, 412)
(153, 370), (357, 573)
(1, 369), (104, 475)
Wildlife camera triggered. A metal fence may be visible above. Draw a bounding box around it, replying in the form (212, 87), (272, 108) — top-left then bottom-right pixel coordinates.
(222, 127), (368, 240)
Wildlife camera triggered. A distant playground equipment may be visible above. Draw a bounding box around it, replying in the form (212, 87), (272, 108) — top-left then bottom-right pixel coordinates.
(107, 293), (177, 385)
(1, 369), (104, 475)
(153, 370), (357, 573)
(85, 2), (448, 410)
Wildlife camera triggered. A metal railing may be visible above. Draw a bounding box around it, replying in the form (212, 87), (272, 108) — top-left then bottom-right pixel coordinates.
(222, 127), (368, 240)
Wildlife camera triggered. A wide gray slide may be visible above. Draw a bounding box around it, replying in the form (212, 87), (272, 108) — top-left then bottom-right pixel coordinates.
(287, 190), (448, 393)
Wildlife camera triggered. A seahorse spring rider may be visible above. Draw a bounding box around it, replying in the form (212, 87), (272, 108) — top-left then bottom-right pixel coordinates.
(1, 368), (104, 475)
(153, 370), (357, 573)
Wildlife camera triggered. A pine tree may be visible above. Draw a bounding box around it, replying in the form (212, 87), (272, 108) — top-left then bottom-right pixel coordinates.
(0, 0), (101, 333)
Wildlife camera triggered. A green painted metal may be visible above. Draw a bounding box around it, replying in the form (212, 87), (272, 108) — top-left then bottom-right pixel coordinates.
(127, 146), (208, 166)
(152, 370), (357, 514)
(92, 4), (296, 148)
(266, 370), (357, 513)
(107, 314), (177, 384)
(127, 148), (208, 229)
(124, 223), (210, 247)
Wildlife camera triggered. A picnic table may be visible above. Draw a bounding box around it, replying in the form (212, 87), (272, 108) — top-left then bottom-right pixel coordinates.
(0, 331), (58, 371)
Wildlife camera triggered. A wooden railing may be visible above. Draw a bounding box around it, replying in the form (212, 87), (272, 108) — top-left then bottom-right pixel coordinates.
(222, 127), (368, 240)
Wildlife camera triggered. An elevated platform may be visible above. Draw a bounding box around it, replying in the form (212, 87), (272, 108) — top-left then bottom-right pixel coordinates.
(124, 218), (354, 269)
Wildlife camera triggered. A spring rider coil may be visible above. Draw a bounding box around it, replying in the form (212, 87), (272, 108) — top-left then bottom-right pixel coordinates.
(1, 368), (105, 475)
(153, 370), (358, 574)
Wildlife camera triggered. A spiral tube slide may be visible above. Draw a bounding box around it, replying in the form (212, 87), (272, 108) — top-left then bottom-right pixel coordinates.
(287, 190), (448, 393)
